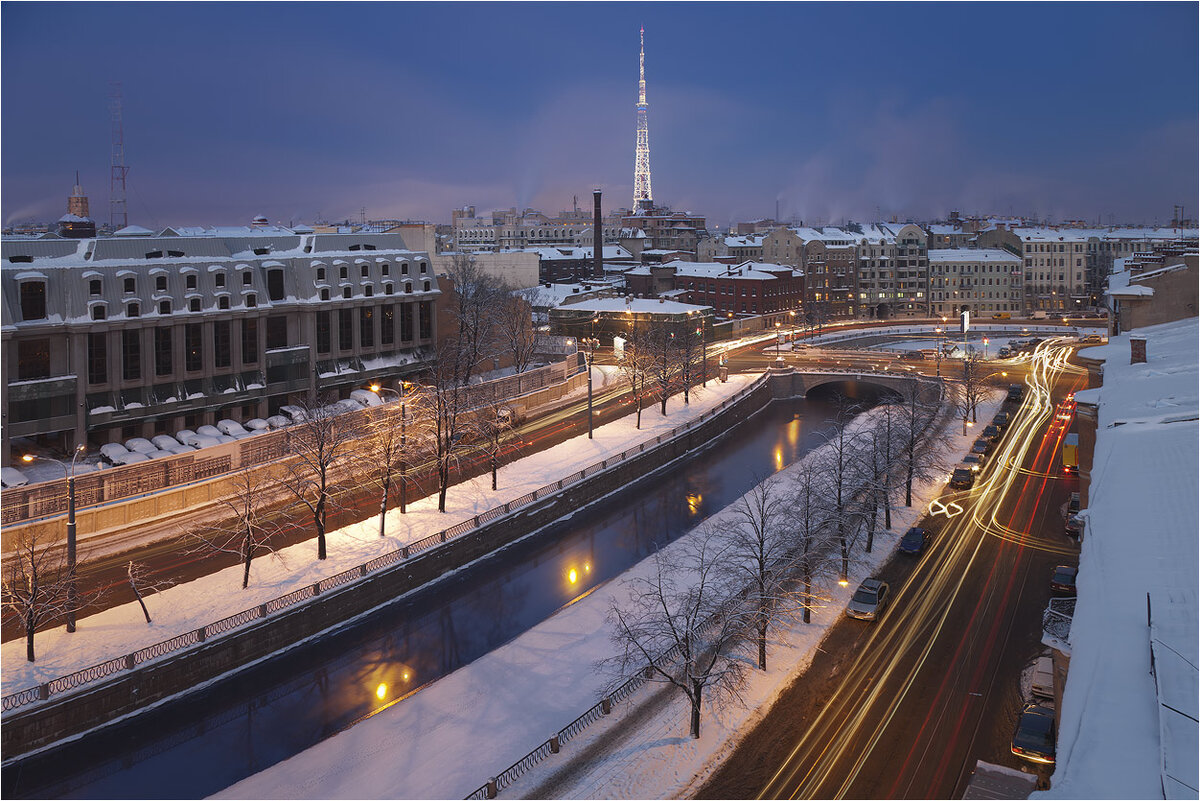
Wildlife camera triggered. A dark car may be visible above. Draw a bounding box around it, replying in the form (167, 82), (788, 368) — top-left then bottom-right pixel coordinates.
(1050, 565), (1078, 594)
(993, 411), (1010, 430)
(981, 424), (1000, 441)
(1065, 514), (1084, 539)
(971, 438), (993, 457)
(949, 468), (975, 489)
(1011, 704), (1056, 765)
(1007, 384), (1025, 402)
(899, 526), (930, 555)
(962, 453), (983, 473)
(900, 350), (926, 361)
(1067, 491), (1081, 516)
(846, 578), (890, 621)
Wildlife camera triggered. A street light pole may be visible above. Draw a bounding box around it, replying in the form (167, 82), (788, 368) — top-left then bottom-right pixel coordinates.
(24, 445), (85, 633)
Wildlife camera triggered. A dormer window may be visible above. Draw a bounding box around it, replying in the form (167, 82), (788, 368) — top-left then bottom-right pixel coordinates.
(339, 266), (348, 280)
(158, 300), (171, 315)
(316, 267), (326, 281)
(320, 288), (330, 301)
(361, 264), (369, 278)
(215, 272), (226, 288)
(218, 296), (230, 310)
(124, 277), (136, 294)
(189, 298), (201, 312)
(19, 281), (46, 321)
(342, 287), (351, 299)
(186, 274), (197, 290)
(364, 285), (374, 297)
(156, 276), (167, 292)
(245, 293), (257, 308)
(92, 304), (107, 321)
(382, 263), (390, 276)
(127, 302), (140, 317)
(242, 272), (253, 286)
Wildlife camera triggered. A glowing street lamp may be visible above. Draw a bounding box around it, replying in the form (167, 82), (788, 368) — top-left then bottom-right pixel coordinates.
(23, 444), (86, 633)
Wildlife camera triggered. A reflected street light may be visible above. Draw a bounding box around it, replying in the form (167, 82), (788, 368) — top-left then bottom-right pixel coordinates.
(23, 444), (87, 633)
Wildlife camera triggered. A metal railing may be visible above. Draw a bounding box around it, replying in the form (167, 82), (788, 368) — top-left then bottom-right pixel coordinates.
(2, 374), (769, 716)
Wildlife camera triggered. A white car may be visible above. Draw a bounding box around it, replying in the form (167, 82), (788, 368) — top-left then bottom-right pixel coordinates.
(196, 425), (235, 444)
(125, 437), (157, 454)
(350, 389), (383, 407)
(846, 578), (890, 621)
(215, 419), (254, 438)
(1, 467), (30, 488)
(265, 415), (292, 429)
(244, 418), (271, 432)
(100, 442), (135, 464)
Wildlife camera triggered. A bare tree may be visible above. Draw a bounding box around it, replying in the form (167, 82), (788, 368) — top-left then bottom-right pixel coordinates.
(495, 287), (546, 375)
(282, 397), (358, 560)
(471, 384), (519, 491)
(960, 349), (988, 429)
(126, 561), (175, 623)
(2, 527), (73, 662)
(725, 475), (794, 671)
(362, 384), (431, 533)
(815, 408), (867, 583)
(788, 456), (836, 624)
(897, 380), (950, 507)
(644, 321), (680, 416)
(194, 465), (288, 586)
(616, 325), (654, 430)
(605, 526), (748, 739)
(444, 253), (506, 373)
(674, 315), (706, 405)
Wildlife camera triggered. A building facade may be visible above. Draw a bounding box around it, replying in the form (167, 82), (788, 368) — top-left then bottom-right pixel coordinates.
(928, 248), (1023, 317)
(1, 229), (439, 464)
(624, 260), (803, 319)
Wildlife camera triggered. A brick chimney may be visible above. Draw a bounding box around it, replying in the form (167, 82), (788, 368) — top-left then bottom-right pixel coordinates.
(1130, 336), (1147, 364)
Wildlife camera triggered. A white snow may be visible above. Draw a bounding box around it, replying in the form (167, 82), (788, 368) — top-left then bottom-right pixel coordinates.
(1, 373), (758, 700)
(217, 391), (1004, 800)
(1038, 317), (1199, 800)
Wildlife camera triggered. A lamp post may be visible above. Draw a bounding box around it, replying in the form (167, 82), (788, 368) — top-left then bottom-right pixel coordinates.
(23, 444), (86, 633)
(581, 333), (600, 438)
(934, 327), (944, 377)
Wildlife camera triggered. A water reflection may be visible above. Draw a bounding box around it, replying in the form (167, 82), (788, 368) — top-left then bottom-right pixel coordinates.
(12, 397), (848, 800)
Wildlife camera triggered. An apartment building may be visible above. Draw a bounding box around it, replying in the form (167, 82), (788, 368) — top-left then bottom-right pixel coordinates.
(624, 260), (803, 319)
(928, 248), (1023, 317)
(452, 207), (625, 252)
(619, 206), (708, 254)
(1, 229), (440, 464)
(696, 234), (765, 263)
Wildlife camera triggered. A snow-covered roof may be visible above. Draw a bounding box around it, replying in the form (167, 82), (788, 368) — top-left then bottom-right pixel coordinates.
(1043, 317), (1198, 799)
(926, 248), (1021, 264)
(503, 245), (631, 261)
(558, 297), (712, 315)
(113, 225), (155, 237)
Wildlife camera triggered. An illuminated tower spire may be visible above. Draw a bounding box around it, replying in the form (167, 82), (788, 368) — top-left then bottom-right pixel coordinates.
(633, 26), (653, 212)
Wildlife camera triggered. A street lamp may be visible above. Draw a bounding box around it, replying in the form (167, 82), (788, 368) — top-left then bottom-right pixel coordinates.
(934, 327), (944, 377)
(23, 444), (86, 633)
(581, 332), (600, 439)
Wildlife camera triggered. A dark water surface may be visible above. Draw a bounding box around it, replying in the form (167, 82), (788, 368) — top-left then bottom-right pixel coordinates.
(6, 395), (859, 799)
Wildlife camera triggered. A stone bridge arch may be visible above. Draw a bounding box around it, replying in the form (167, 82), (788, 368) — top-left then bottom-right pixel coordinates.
(767, 366), (937, 405)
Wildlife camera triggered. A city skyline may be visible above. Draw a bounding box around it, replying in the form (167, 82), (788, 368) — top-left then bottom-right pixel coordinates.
(2, 2), (1197, 228)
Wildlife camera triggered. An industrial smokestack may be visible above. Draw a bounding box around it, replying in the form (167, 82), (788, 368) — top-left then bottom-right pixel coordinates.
(593, 189), (603, 279)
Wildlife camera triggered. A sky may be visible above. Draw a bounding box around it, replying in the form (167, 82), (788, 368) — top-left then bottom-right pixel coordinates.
(2, 2), (1197, 229)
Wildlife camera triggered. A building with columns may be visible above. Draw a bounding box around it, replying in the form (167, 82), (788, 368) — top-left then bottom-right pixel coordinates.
(1, 228), (440, 464)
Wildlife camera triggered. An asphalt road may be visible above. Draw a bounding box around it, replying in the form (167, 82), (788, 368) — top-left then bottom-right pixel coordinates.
(697, 341), (1087, 799)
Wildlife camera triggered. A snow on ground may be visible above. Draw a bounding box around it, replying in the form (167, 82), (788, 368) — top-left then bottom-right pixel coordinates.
(1, 372), (757, 697)
(218, 390), (1006, 800)
(1038, 317), (1198, 799)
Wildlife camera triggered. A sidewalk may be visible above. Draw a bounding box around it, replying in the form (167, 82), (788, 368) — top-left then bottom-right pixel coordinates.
(1, 373), (759, 700)
(216, 391), (1006, 800)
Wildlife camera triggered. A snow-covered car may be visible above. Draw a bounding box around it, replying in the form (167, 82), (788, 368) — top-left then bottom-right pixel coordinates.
(144, 449), (175, 459)
(244, 418), (271, 432)
(349, 389), (383, 407)
(189, 436), (223, 449)
(265, 415), (292, 430)
(117, 451), (151, 465)
(846, 578), (890, 621)
(175, 429), (201, 446)
(100, 442), (137, 464)
(1, 467), (30, 488)
(329, 399), (363, 416)
(279, 405), (308, 423)
(125, 437), (157, 454)
(152, 435), (194, 455)
(215, 419), (254, 438)
(196, 425), (235, 444)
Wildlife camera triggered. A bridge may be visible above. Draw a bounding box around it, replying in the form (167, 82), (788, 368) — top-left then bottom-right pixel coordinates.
(766, 363), (936, 404)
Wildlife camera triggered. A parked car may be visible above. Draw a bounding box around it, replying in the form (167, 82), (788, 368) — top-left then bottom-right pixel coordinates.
(949, 468), (975, 490)
(971, 438), (993, 457)
(1065, 513), (1085, 539)
(1, 467), (30, 488)
(151, 434), (194, 455)
(962, 453), (983, 473)
(1030, 655), (1055, 701)
(1067, 492), (1081, 516)
(216, 419), (254, 438)
(899, 527), (930, 555)
(997, 346), (1012, 358)
(980, 424), (1000, 441)
(901, 350), (926, 361)
(1007, 384), (1025, 402)
(100, 442), (138, 465)
(1050, 565), (1078, 594)
(993, 411), (1009, 430)
(197, 425), (236, 444)
(244, 418), (271, 432)
(846, 578), (890, 621)
(1011, 704), (1056, 765)
(125, 437), (157, 454)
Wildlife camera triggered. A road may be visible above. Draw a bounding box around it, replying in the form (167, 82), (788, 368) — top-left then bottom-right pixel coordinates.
(697, 341), (1087, 799)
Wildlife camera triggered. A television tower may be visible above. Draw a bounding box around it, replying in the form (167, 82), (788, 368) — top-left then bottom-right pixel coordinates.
(633, 26), (653, 212)
(109, 82), (130, 230)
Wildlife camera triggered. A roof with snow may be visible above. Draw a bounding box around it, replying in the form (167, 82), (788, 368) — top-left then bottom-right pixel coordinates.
(555, 297), (712, 316)
(1041, 317), (1198, 800)
(927, 248), (1021, 263)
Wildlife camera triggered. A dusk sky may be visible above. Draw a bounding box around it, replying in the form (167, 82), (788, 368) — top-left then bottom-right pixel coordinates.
(3, 2), (1197, 229)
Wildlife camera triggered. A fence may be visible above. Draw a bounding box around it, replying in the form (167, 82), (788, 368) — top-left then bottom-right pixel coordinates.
(1, 372), (767, 716)
(1, 357), (583, 529)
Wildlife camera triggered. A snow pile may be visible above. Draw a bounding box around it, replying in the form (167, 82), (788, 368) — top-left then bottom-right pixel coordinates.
(218, 392), (1003, 800)
(1, 374), (759, 698)
(1040, 317), (1198, 799)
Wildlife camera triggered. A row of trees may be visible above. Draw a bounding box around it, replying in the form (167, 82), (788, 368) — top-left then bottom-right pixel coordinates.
(604, 383), (950, 738)
(617, 316), (708, 428)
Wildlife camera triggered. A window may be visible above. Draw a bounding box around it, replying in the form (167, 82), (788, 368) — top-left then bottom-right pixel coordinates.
(213, 321), (231, 368)
(88, 333), (107, 385)
(242, 271), (253, 286)
(418, 301), (432, 339)
(320, 288), (330, 301)
(245, 294), (257, 308)
(384, 283), (393, 295)
(405, 282), (413, 294)
(343, 287), (352, 299)
(364, 285), (374, 297)
(17, 338), (51, 380)
(339, 266), (348, 280)
(189, 298), (201, 313)
(159, 300), (171, 315)
(400, 303), (413, 342)
(20, 282), (46, 321)
(124, 277), (136, 294)
(215, 272), (226, 288)
(338, 309), (353, 351)
(92, 305), (107, 321)
(156, 275), (167, 292)
(381, 306), (395, 345)
(423, 280), (430, 292)
(266, 316), (288, 349)
(154, 328), (173, 376)
(241, 319), (259, 364)
(382, 263), (390, 276)
(267, 269), (285, 301)
(185, 324), (203, 372)
(128, 302), (140, 317)
(89, 279), (102, 296)
(317, 267), (326, 281)
(420, 262), (428, 274)
(359, 307), (375, 347)
(361, 264), (369, 278)
(186, 274), (197, 291)
(401, 263), (409, 275)
(316, 311), (331, 354)
(218, 296), (230, 310)
(122, 331), (141, 381)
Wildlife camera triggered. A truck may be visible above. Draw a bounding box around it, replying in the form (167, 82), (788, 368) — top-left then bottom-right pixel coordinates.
(1062, 433), (1079, 474)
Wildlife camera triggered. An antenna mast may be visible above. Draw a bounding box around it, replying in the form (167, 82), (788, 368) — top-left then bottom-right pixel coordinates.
(109, 82), (129, 230)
